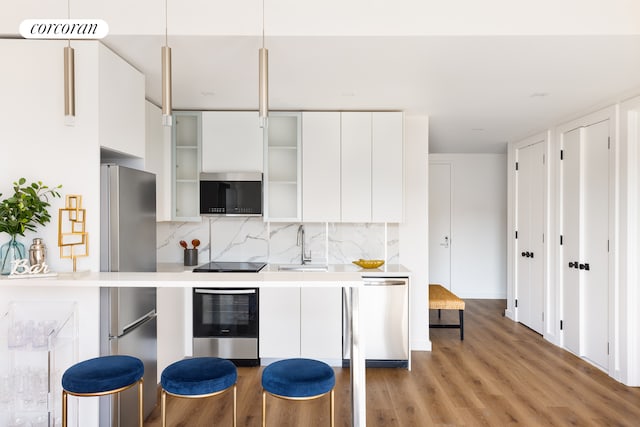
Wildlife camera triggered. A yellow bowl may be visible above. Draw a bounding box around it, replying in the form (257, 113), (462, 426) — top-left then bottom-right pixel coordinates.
(352, 259), (385, 269)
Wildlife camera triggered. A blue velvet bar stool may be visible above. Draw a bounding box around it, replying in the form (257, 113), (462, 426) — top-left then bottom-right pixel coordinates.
(261, 358), (336, 427)
(160, 357), (238, 427)
(61, 355), (144, 427)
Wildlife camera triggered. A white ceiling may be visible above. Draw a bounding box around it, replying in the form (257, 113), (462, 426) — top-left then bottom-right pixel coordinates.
(6, 1), (640, 153)
(103, 34), (640, 153)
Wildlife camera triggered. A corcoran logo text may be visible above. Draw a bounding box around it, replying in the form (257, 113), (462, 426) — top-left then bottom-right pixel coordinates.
(19, 19), (109, 39)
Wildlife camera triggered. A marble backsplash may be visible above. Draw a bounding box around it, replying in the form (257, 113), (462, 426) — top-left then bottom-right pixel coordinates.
(157, 217), (400, 265)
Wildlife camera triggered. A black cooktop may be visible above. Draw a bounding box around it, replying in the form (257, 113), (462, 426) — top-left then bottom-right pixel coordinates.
(193, 261), (267, 273)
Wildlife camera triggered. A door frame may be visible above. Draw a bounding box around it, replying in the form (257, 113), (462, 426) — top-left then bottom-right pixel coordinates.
(555, 106), (617, 374)
(506, 132), (551, 337)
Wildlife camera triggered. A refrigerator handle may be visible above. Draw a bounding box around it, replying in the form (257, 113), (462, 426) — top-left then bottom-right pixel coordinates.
(111, 310), (157, 340)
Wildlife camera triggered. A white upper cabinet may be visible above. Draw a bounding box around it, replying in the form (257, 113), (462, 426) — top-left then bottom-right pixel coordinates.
(144, 101), (172, 221)
(372, 112), (403, 222)
(172, 111), (202, 221)
(201, 111), (264, 173)
(264, 112), (302, 222)
(98, 44), (145, 158)
(302, 112), (341, 222)
(341, 112), (373, 222)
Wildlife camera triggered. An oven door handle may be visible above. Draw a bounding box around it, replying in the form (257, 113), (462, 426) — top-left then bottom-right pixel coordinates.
(194, 289), (257, 295)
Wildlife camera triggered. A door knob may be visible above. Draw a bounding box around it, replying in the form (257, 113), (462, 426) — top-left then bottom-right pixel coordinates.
(530, 252), (534, 258)
(569, 261), (578, 268)
(584, 263), (590, 271)
(579, 263), (585, 270)
(522, 252), (526, 257)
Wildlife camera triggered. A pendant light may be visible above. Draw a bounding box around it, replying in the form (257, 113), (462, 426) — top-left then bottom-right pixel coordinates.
(258, 0), (268, 128)
(161, 0), (173, 127)
(64, 0), (75, 124)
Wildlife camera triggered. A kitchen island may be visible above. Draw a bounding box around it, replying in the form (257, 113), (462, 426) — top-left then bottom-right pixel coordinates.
(0, 264), (410, 427)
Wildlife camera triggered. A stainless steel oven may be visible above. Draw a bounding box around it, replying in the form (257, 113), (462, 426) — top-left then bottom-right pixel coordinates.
(193, 288), (259, 366)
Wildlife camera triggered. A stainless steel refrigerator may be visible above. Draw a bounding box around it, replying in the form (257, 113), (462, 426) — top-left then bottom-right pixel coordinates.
(100, 164), (158, 426)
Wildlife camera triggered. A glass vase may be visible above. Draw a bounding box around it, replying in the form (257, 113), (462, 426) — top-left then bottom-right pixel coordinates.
(1, 236), (26, 275)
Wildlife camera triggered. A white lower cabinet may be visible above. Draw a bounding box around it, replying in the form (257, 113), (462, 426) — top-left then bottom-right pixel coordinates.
(259, 288), (300, 359)
(300, 287), (342, 360)
(259, 287), (342, 363)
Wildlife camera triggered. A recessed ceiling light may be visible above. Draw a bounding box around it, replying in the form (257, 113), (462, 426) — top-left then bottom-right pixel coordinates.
(200, 91), (216, 97)
(341, 91), (356, 97)
(472, 128), (485, 132)
(530, 92), (549, 98)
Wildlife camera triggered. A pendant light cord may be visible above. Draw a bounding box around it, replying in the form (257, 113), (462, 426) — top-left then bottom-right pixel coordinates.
(67, 0), (70, 47)
(165, 0), (168, 46)
(262, 0), (265, 48)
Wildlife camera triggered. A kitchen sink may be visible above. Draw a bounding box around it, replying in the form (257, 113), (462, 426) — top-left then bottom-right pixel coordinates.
(277, 264), (329, 272)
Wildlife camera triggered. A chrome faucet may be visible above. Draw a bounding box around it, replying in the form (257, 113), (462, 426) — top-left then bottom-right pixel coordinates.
(297, 224), (312, 265)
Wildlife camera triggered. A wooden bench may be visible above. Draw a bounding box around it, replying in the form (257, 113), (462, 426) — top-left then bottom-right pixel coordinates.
(429, 284), (465, 340)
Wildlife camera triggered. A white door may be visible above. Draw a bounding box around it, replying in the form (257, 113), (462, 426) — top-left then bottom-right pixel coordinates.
(561, 120), (610, 369)
(581, 120), (609, 369)
(515, 141), (545, 334)
(429, 163), (451, 289)
(562, 128), (582, 355)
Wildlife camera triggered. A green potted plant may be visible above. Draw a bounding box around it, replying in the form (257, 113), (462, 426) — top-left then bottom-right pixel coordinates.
(0, 178), (62, 275)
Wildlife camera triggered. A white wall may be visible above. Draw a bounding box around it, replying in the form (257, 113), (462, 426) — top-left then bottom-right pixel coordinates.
(429, 153), (507, 299)
(0, 39), (101, 273)
(400, 114), (430, 351)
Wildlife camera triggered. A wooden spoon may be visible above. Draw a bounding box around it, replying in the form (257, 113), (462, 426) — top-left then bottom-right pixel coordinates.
(179, 240), (188, 249)
(192, 239), (201, 249)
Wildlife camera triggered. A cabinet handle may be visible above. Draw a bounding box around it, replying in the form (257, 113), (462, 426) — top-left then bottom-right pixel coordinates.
(584, 263), (590, 271)
(530, 252), (534, 258)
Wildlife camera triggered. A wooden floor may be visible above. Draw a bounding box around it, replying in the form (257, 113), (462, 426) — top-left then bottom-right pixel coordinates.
(145, 300), (640, 426)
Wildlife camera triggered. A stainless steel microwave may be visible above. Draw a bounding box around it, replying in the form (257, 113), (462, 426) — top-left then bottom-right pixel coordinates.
(199, 172), (263, 216)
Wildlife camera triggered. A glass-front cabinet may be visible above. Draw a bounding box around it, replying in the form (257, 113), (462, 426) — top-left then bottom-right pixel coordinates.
(264, 112), (302, 221)
(172, 111), (202, 221)
(0, 302), (78, 427)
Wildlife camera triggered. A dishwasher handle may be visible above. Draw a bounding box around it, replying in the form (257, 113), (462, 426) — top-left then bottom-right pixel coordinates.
(363, 278), (407, 286)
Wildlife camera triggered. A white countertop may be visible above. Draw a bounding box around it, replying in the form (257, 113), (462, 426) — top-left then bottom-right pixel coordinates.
(0, 263), (410, 287)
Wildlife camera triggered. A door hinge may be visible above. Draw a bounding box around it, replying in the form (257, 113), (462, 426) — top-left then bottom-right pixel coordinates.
(607, 240), (610, 252)
(560, 235), (563, 245)
(542, 154), (545, 164)
(542, 312), (545, 322)
(560, 320), (563, 330)
(542, 233), (545, 243)
(560, 149), (564, 160)
(515, 231), (518, 239)
(515, 162), (519, 171)
(607, 342), (610, 355)
(515, 299), (518, 308)
(608, 137), (611, 149)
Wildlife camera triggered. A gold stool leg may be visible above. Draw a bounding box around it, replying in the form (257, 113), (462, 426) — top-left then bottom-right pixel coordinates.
(330, 389), (335, 427)
(139, 378), (144, 427)
(233, 384), (237, 427)
(62, 390), (68, 427)
(262, 390), (267, 427)
(161, 389), (167, 427)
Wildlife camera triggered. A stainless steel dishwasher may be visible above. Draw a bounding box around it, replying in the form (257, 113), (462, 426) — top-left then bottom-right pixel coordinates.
(343, 276), (409, 368)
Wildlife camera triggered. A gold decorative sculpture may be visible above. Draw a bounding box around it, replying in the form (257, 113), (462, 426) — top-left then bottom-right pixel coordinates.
(58, 194), (88, 272)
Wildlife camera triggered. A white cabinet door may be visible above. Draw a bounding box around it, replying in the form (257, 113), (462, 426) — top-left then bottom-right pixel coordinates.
(372, 112), (403, 222)
(300, 287), (342, 360)
(259, 287), (300, 359)
(341, 112), (372, 222)
(302, 112), (341, 222)
(145, 101), (172, 221)
(201, 111), (264, 173)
